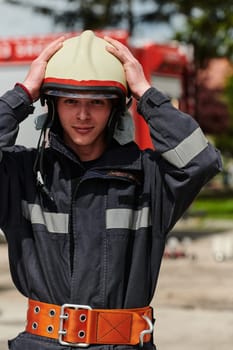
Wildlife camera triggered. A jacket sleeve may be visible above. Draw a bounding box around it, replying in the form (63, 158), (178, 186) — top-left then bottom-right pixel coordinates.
(0, 86), (34, 154)
(0, 86), (35, 229)
(137, 87), (222, 234)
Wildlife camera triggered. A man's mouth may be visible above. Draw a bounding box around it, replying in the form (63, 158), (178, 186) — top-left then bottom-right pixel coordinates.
(73, 126), (94, 134)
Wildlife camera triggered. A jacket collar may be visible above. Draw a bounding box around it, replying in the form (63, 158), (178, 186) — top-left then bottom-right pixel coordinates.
(49, 132), (142, 172)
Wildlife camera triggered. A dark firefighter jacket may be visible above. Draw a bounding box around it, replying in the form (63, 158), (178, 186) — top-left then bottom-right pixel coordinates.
(0, 86), (222, 350)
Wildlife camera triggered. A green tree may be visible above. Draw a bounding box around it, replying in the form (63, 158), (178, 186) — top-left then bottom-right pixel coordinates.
(149, 1), (233, 66)
(171, 0), (233, 66)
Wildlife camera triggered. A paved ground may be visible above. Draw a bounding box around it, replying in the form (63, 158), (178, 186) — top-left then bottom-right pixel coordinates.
(1, 219), (233, 350)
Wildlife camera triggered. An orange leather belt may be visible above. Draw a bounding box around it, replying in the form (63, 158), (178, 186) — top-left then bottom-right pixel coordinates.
(26, 299), (154, 347)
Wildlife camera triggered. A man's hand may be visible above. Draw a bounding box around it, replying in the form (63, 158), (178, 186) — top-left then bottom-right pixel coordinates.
(22, 36), (65, 101)
(104, 36), (151, 100)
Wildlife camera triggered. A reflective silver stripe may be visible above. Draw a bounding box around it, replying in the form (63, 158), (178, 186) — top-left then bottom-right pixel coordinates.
(22, 200), (69, 234)
(162, 127), (208, 168)
(106, 207), (151, 230)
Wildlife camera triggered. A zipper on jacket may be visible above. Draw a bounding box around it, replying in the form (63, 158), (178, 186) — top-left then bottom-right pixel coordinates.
(70, 176), (82, 275)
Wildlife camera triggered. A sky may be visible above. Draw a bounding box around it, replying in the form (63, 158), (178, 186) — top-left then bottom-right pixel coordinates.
(0, 1), (62, 38)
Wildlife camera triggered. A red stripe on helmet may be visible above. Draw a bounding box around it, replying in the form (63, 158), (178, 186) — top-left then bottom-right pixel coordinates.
(43, 77), (127, 95)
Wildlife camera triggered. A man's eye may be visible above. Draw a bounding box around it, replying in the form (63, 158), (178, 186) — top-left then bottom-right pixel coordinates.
(65, 99), (77, 105)
(92, 99), (104, 105)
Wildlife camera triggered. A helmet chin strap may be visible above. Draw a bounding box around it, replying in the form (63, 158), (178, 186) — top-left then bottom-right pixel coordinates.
(33, 98), (56, 203)
(126, 96), (133, 109)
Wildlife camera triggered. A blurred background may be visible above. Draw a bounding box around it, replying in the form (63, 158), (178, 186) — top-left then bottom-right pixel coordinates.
(0, 1), (233, 349)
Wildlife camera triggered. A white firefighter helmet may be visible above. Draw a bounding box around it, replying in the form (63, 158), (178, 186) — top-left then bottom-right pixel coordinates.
(41, 30), (128, 110)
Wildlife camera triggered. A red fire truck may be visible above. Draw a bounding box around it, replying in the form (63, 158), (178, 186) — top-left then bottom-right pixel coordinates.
(0, 30), (195, 149)
(131, 40), (195, 148)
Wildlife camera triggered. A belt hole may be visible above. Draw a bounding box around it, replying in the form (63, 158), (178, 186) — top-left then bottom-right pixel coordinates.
(47, 325), (54, 333)
(32, 322), (38, 330)
(80, 314), (87, 322)
(78, 330), (85, 338)
(34, 306), (40, 314)
(49, 309), (56, 317)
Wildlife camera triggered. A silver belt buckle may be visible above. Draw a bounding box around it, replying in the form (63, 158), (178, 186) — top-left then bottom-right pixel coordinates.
(58, 303), (92, 347)
(139, 315), (154, 347)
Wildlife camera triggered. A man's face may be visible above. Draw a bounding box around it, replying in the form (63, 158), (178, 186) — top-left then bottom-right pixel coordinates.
(57, 95), (112, 161)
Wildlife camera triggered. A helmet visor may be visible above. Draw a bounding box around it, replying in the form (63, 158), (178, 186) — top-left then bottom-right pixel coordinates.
(44, 89), (119, 99)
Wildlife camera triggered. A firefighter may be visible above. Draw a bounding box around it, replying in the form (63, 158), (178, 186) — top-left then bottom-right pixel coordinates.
(0, 30), (221, 350)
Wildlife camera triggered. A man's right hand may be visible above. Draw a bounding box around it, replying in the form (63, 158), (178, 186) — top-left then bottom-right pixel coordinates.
(22, 36), (65, 101)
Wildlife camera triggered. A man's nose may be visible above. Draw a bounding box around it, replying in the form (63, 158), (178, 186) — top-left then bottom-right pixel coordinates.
(76, 102), (90, 120)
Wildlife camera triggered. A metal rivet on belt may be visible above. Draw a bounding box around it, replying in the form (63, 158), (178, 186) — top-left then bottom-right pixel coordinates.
(80, 314), (87, 322)
(49, 309), (56, 317)
(47, 325), (54, 333)
(32, 322), (38, 330)
(78, 330), (85, 338)
(34, 306), (40, 314)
